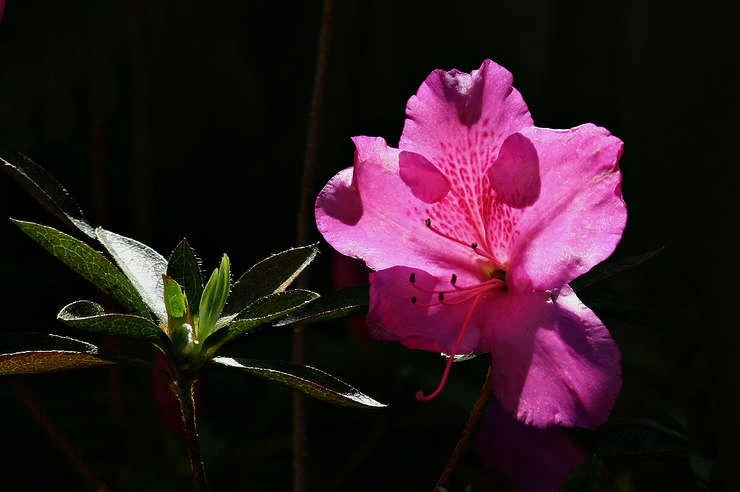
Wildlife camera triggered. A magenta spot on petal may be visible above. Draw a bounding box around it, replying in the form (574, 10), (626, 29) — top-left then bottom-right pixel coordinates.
(321, 182), (363, 225)
(488, 133), (541, 208)
(399, 151), (451, 203)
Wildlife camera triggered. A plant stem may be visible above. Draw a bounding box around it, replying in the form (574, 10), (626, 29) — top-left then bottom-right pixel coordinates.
(175, 377), (209, 492)
(293, 1), (335, 492)
(434, 368), (492, 491)
(8, 378), (111, 491)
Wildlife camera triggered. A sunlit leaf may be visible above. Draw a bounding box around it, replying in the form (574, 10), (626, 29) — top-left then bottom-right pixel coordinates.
(167, 238), (203, 309)
(57, 300), (168, 345)
(95, 227), (168, 323)
(0, 151), (96, 238)
(273, 285), (367, 327)
(0, 333), (113, 375)
(225, 243), (319, 316)
(572, 246), (665, 292)
(198, 254), (231, 340)
(11, 219), (149, 317)
(204, 290), (319, 355)
(210, 356), (386, 408)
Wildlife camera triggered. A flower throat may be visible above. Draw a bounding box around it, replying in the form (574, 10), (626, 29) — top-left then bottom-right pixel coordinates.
(411, 217), (507, 401)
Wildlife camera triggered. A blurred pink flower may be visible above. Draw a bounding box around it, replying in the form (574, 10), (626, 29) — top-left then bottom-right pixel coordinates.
(477, 396), (585, 491)
(315, 59), (626, 429)
(0, 1), (5, 23)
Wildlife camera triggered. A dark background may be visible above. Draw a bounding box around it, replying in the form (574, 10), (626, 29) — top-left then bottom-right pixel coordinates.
(1, 1), (737, 491)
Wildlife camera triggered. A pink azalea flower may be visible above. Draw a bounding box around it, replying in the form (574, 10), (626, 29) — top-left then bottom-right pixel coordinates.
(315, 59), (626, 429)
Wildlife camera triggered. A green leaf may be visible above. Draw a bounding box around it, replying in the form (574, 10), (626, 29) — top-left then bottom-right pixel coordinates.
(204, 289), (319, 355)
(224, 243), (319, 316)
(11, 219), (149, 317)
(210, 356), (386, 408)
(0, 333), (114, 375)
(57, 300), (168, 345)
(0, 152), (96, 238)
(167, 238), (204, 309)
(273, 285), (368, 327)
(163, 276), (188, 320)
(198, 254), (231, 340)
(572, 246), (665, 292)
(561, 455), (618, 492)
(95, 227), (168, 323)
(592, 417), (688, 458)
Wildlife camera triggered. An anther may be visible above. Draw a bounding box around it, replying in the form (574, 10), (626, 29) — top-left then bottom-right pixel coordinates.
(471, 242), (478, 250)
(425, 218), (432, 228)
(409, 273), (416, 283)
(450, 274), (457, 285)
(438, 292), (445, 301)
(411, 296), (417, 304)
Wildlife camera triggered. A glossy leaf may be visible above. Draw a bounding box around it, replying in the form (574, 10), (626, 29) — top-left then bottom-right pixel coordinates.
(57, 300), (168, 345)
(0, 152), (96, 238)
(95, 227), (168, 323)
(225, 243), (319, 316)
(11, 219), (149, 317)
(572, 246), (665, 292)
(0, 333), (113, 375)
(167, 238), (203, 309)
(273, 285), (368, 327)
(210, 356), (386, 408)
(205, 289), (319, 355)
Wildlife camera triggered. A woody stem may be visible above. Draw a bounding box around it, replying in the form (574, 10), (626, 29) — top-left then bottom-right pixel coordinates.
(433, 367), (492, 491)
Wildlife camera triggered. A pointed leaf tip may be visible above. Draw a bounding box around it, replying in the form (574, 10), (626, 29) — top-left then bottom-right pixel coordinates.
(167, 238), (204, 309)
(0, 333), (113, 375)
(198, 254), (231, 340)
(211, 356), (386, 408)
(225, 243), (319, 316)
(1, 152), (96, 238)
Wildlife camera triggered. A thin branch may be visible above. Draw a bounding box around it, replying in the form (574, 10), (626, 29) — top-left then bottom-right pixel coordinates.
(175, 377), (209, 492)
(7, 378), (111, 492)
(292, 1), (336, 492)
(434, 368), (492, 491)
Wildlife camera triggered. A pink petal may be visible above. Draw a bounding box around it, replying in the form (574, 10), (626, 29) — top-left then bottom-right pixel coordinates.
(315, 136), (483, 279)
(477, 396), (585, 491)
(400, 59), (533, 178)
(366, 266), (487, 354)
(486, 286), (621, 429)
(399, 151), (450, 203)
(509, 124), (626, 291)
(487, 132), (541, 208)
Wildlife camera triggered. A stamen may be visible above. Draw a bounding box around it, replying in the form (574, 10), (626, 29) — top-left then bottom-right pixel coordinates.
(411, 296), (417, 304)
(450, 274), (457, 285)
(416, 293), (485, 402)
(409, 273), (416, 283)
(424, 218), (495, 260)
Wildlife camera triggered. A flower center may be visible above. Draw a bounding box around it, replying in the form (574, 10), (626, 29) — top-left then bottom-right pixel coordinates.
(410, 218), (508, 402)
